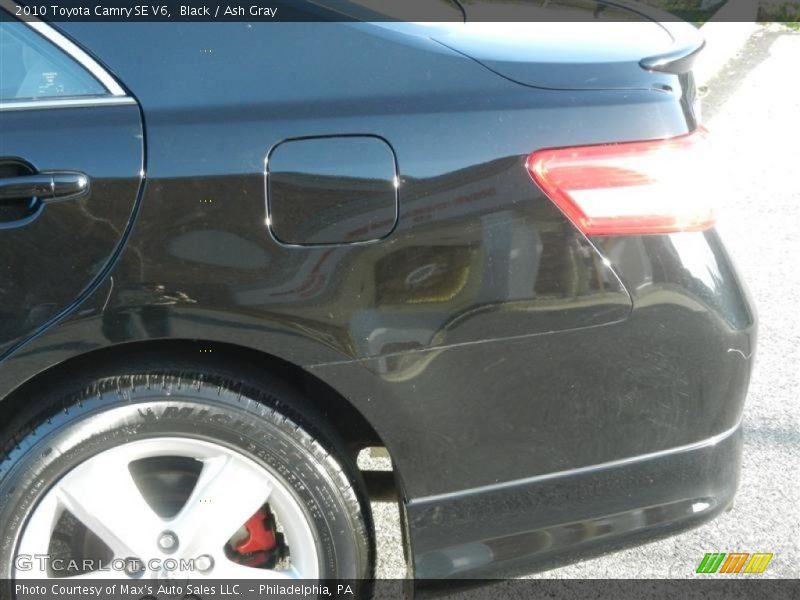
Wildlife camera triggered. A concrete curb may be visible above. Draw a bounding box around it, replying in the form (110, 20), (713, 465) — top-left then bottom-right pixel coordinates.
(693, 0), (760, 87)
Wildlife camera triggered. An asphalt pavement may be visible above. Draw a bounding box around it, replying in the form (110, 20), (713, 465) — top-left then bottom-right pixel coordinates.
(369, 24), (800, 581)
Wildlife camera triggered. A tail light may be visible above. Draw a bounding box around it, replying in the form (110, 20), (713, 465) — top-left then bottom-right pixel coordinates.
(526, 128), (713, 236)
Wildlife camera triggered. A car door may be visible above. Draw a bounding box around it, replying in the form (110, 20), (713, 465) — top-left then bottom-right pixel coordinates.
(0, 15), (143, 356)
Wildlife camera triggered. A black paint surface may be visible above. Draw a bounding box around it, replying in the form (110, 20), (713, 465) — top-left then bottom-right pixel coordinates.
(0, 18), (753, 579)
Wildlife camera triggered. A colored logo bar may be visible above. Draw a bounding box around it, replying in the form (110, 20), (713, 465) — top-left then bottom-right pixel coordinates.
(696, 553), (773, 574)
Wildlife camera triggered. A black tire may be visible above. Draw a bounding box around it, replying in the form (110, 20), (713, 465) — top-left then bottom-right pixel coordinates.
(0, 371), (373, 591)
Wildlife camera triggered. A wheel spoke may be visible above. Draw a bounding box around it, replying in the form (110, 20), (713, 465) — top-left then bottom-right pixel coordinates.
(171, 454), (273, 556)
(16, 437), (318, 582)
(15, 494), (61, 578)
(56, 451), (163, 559)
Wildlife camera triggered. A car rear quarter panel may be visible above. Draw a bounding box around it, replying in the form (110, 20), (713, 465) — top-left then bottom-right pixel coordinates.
(0, 21), (755, 580)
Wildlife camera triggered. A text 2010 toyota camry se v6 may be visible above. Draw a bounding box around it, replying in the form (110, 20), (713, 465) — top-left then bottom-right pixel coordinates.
(0, 0), (755, 592)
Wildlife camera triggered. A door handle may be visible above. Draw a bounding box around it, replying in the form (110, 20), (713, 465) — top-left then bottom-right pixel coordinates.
(0, 171), (90, 204)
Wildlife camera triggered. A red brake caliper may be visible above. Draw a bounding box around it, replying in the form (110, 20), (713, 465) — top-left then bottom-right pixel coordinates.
(231, 507), (279, 567)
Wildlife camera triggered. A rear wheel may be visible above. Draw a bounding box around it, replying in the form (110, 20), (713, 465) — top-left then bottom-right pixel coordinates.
(0, 372), (373, 590)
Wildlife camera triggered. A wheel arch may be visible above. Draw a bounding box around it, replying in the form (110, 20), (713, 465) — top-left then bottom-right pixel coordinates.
(0, 338), (391, 467)
(0, 337), (414, 576)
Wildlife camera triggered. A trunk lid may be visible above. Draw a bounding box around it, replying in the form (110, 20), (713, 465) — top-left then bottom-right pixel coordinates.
(430, 0), (703, 90)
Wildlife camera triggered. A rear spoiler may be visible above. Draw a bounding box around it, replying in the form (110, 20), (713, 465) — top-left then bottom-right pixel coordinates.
(639, 20), (706, 75)
(640, 38), (705, 74)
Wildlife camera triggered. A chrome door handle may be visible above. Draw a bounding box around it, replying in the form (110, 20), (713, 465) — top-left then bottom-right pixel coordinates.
(0, 171), (90, 203)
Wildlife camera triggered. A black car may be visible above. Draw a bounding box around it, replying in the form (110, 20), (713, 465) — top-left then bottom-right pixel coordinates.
(0, 0), (755, 591)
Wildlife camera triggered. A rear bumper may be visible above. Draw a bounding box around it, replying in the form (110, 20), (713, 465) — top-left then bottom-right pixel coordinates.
(309, 225), (754, 579)
(409, 424), (742, 580)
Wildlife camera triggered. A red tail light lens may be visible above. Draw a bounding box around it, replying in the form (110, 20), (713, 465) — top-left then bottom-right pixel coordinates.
(527, 128), (713, 236)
